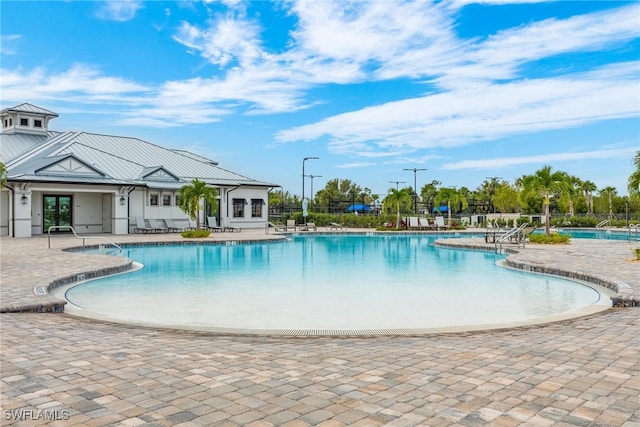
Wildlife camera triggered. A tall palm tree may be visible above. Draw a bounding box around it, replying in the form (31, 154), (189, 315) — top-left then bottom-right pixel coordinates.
(383, 187), (412, 228)
(520, 165), (565, 235)
(561, 173), (583, 216)
(599, 186), (617, 220)
(434, 187), (468, 226)
(628, 150), (640, 198)
(177, 179), (218, 230)
(580, 180), (597, 216)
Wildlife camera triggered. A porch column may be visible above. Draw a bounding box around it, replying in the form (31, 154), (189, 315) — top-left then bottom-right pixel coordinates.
(14, 188), (32, 238)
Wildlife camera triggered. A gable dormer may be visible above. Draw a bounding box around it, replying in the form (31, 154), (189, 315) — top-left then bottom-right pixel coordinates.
(35, 154), (107, 178)
(138, 166), (180, 182)
(1, 103), (58, 136)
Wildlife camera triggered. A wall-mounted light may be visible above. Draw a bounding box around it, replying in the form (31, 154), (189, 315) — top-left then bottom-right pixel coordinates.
(120, 196), (126, 206)
(21, 194), (28, 205)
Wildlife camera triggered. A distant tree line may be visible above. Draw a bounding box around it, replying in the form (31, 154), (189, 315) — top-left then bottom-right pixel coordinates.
(269, 151), (640, 229)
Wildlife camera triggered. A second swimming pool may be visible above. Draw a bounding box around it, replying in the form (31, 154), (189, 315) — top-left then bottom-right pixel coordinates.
(60, 234), (610, 334)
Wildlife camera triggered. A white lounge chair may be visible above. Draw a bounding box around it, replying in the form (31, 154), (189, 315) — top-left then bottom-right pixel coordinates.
(434, 216), (448, 230)
(148, 219), (169, 233)
(304, 221), (317, 231)
(164, 218), (183, 232)
(408, 217), (422, 230)
(207, 216), (223, 232)
(134, 217), (156, 233)
(327, 222), (344, 231)
(222, 217), (240, 232)
(285, 219), (297, 232)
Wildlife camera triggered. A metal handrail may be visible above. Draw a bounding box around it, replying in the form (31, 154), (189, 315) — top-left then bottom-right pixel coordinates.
(596, 219), (610, 229)
(495, 223), (528, 252)
(628, 224), (639, 242)
(48, 225), (122, 252)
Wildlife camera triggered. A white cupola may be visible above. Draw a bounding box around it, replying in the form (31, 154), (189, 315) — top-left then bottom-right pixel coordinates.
(0, 103), (58, 136)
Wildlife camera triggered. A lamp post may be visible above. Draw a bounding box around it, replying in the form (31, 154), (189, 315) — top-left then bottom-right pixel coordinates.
(404, 167), (427, 214)
(306, 175), (322, 202)
(302, 157), (319, 201)
(389, 180), (406, 191)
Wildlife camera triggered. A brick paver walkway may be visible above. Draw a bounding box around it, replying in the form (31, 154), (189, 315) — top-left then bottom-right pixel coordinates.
(1, 231), (639, 426)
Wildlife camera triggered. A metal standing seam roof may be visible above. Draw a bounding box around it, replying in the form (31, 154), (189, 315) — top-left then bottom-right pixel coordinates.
(3, 130), (277, 188)
(0, 103), (59, 117)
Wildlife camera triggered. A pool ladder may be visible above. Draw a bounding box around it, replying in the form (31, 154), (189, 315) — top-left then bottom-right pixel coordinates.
(628, 224), (639, 242)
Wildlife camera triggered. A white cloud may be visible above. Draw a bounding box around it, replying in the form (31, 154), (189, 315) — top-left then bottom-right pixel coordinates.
(0, 65), (149, 103)
(442, 147), (638, 170)
(275, 62), (639, 155)
(95, 1), (144, 22)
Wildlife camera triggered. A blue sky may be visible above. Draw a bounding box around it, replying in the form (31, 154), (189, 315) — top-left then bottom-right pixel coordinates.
(1, 0), (639, 198)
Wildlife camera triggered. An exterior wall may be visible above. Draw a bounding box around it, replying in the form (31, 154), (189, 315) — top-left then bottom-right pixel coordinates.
(73, 192), (103, 233)
(223, 186), (269, 229)
(4, 182), (271, 236)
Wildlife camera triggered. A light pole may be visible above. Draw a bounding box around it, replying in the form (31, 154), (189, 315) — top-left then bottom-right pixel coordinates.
(306, 175), (322, 202)
(302, 157), (319, 201)
(404, 168), (427, 214)
(389, 180), (406, 191)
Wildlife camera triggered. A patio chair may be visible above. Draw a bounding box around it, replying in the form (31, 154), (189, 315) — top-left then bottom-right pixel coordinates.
(419, 217), (433, 229)
(305, 221), (317, 231)
(222, 217), (241, 232)
(148, 219), (169, 233)
(434, 216), (448, 230)
(134, 217), (156, 233)
(164, 218), (183, 232)
(408, 217), (422, 230)
(285, 219), (297, 232)
(206, 216), (223, 232)
(327, 222), (344, 231)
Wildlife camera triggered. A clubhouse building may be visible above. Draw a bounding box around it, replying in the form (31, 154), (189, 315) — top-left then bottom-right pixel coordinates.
(0, 103), (276, 238)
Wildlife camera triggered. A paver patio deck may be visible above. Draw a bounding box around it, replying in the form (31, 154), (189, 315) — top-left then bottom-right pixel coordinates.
(1, 230), (639, 426)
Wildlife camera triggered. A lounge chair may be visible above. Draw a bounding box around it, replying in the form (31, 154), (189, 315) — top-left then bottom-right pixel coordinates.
(408, 217), (422, 230)
(305, 221), (317, 231)
(285, 219), (297, 232)
(434, 216), (448, 230)
(222, 217), (241, 232)
(419, 218), (433, 229)
(327, 222), (344, 231)
(207, 216), (223, 232)
(164, 218), (183, 232)
(148, 219), (169, 233)
(134, 217), (156, 233)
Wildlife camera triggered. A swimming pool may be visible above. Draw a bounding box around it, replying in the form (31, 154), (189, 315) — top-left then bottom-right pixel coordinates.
(536, 227), (639, 241)
(57, 234), (611, 334)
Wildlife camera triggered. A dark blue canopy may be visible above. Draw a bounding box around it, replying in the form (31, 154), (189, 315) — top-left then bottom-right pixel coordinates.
(433, 205), (449, 213)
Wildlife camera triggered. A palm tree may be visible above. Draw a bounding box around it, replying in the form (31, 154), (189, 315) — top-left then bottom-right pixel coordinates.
(0, 162), (7, 188)
(581, 180), (597, 216)
(520, 165), (565, 235)
(434, 187), (468, 226)
(628, 150), (640, 198)
(599, 186), (617, 220)
(177, 179), (218, 230)
(383, 187), (412, 228)
(561, 173), (583, 217)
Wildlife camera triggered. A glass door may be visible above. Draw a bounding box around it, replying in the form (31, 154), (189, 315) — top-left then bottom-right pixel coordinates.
(44, 195), (73, 232)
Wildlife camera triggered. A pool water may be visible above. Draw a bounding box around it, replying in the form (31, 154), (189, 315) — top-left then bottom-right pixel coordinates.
(535, 228), (638, 241)
(64, 235), (605, 332)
